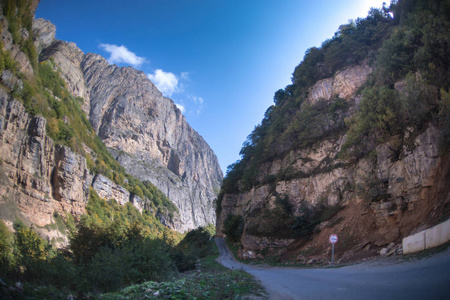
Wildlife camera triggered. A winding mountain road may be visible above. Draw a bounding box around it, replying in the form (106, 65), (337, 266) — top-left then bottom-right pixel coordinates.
(215, 238), (450, 299)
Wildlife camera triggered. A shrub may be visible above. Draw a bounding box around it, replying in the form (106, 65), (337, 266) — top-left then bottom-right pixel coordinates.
(223, 214), (244, 242)
(0, 220), (12, 272)
(289, 204), (320, 239)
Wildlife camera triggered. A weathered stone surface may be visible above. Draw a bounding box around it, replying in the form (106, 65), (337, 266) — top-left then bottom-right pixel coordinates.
(32, 18), (56, 54)
(218, 57), (447, 259)
(0, 17), (34, 78)
(130, 194), (143, 213)
(0, 90), (90, 229)
(242, 235), (294, 252)
(92, 174), (129, 206)
(40, 41), (90, 114)
(308, 78), (333, 104)
(307, 63), (372, 105)
(52, 144), (90, 207)
(0, 70), (23, 91)
(80, 52), (222, 231)
(332, 63), (372, 99)
(36, 25), (223, 231)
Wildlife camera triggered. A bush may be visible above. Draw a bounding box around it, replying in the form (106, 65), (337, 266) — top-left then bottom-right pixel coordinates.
(13, 221), (52, 281)
(223, 214), (244, 242)
(171, 226), (216, 272)
(0, 220), (12, 272)
(289, 204), (320, 239)
(78, 238), (176, 293)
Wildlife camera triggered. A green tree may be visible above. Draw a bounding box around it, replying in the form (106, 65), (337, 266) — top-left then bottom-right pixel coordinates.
(13, 222), (52, 280)
(0, 220), (12, 272)
(223, 214), (244, 242)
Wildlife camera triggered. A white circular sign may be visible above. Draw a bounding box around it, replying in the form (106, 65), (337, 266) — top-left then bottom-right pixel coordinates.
(329, 234), (338, 244)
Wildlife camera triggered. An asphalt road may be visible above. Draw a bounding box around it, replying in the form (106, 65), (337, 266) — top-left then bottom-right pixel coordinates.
(215, 238), (450, 300)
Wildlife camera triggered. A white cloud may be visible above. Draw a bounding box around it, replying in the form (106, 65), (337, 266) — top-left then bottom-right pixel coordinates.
(147, 69), (180, 97)
(99, 43), (146, 67)
(175, 103), (185, 114)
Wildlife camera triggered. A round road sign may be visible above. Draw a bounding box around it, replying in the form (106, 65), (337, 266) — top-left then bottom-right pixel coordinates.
(329, 234), (338, 244)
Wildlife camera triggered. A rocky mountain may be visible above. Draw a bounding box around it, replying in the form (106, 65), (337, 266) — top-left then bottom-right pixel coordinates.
(217, 0), (450, 263)
(36, 37), (223, 231)
(0, 0), (222, 238)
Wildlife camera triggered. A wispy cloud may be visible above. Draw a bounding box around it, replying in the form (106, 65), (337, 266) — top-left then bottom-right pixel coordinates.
(189, 95), (204, 115)
(99, 43), (146, 67)
(147, 69), (182, 97)
(181, 72), (190, 80)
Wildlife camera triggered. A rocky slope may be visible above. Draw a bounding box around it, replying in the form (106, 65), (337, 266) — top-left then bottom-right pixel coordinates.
(37, 39), (222, 231)
(217, 62), (450, 261)
(216, 0), (450, 262)
(0, 0), (222, 237)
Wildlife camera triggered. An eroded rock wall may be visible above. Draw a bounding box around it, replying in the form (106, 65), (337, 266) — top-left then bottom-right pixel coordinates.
(34, 20), (222, 232)
(217, 63), (450, 260)
(0, 87), (89, 244)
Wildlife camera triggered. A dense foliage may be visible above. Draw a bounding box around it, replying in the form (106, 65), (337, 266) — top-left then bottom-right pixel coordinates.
(223, 214), (244, 242)
(219, 0), (450, 201)
(0, 216), (223, 297)
(2, 0), (37, 70)
(342, 0), (450, 157)
(0, 191), (217, 297)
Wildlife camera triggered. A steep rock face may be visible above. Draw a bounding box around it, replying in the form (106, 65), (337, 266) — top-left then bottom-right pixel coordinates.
(32, 18), (55, 54)
(307, 63), (372, 105)
(0, 88), (88, 231)
(92, 174), (130, 206)
(52, 144), (91, 208)
(40, 40), (90, 114)
(37, 32), (222, 231)
(0, 83), (148, 242)
(0, 17), (33, 78)
(217, 63), (450, 260)
(81, 52), (222, 231)
(0, 11), (221, 234)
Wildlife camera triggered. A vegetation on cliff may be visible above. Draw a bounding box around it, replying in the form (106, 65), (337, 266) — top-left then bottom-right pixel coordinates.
(219, 0), (450, 204)
(0, 218), (261, 299)
(217, 0), (450, 254)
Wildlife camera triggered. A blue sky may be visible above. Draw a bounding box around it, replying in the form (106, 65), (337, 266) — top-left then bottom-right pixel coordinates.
(36, 0), (387, 174)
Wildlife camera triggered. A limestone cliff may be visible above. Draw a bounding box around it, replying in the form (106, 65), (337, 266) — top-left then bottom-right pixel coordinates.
(217, 62), (450, 262)
(34, 19), (222, 232)
(0, 86), (89, 245)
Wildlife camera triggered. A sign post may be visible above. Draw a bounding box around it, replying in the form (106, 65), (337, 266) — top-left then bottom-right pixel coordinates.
(329, 234), (338, 266)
